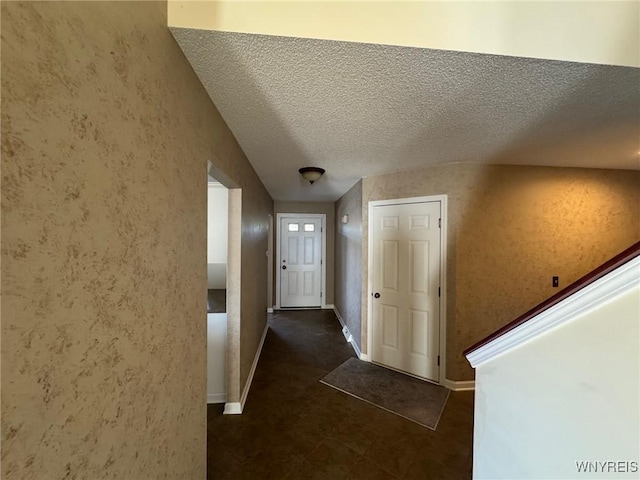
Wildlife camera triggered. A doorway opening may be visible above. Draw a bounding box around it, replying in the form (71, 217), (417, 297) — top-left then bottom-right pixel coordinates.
(207, 181), (228, 314)
(206, 162), (242, 411)
(206, 175), (228, 404)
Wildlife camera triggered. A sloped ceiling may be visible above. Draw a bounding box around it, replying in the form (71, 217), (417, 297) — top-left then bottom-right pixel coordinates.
(171, 28), (640, 202)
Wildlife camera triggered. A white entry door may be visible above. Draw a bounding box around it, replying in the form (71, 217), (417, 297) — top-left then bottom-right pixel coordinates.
(371, 201), (441, 381)
(279, 216), (323, 307)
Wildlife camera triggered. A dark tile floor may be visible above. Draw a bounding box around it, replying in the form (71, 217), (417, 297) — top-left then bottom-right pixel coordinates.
(207, 310), (474, 479)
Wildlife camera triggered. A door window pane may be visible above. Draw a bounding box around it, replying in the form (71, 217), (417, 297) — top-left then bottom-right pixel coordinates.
(304, 223), (315, 232)
(288, 223), (299, 232)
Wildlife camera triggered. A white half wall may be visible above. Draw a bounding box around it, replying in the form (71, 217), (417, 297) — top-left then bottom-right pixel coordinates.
(471, 281), (640, 479)
(207, 313), (227, 403)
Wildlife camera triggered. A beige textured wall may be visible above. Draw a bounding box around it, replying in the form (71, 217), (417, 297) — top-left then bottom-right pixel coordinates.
(239, 186), (271, 391)
(1, 2), (272, 478)
(362, 164), (640, 381)
(334, 181), (363, 350)
(273, 201), (335, 305)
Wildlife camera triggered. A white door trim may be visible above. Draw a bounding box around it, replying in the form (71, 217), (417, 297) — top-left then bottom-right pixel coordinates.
(275, 213), (327, 309)
(367, 195), (448, 385)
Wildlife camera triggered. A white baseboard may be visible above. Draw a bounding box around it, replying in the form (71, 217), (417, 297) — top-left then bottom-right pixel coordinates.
(351, 337), (363, 359)
(341, 325), (353, 342)
(322, 304), (335, 310)
(334, 307), (346, 328)
(333, 307), (364, 360)
(223, 402), (242, 414)
(267, 307), (274, 313)
(207, 393), (226, 404)
(241, 322), (269, 408)
(442, 379), (476, 391)
(224, 322), (270, 415)
(359, 353), (369, 361)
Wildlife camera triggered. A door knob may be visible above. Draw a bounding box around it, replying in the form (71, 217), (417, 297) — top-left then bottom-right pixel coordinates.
(281, 265), (287, 270)
(373, 292), (380, 298)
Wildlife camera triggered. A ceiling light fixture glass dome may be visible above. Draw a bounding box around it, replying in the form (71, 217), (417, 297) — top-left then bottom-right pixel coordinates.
(298, 167), (325, 184)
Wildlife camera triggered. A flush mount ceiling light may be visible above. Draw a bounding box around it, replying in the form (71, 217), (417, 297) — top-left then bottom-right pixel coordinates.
(298, 167), (325, 185)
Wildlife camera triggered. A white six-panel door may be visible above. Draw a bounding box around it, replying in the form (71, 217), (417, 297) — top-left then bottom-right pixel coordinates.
(371, 201), (441, 381)
(279, 216), (322, 307)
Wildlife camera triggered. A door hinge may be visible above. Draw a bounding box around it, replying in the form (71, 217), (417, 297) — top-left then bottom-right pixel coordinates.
(437, 355), (440, 366)
(438, 218), (441, 228)
(321, 259), (322, 265)
(438, 287), (441, 297)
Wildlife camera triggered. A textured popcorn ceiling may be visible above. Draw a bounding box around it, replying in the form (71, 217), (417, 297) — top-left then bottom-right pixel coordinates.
(171, 29), (640, 202)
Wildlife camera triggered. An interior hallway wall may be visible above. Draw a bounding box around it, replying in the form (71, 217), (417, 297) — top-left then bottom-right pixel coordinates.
(273, 201), (335, 306)
(1, 2), (272, 478)
(361, 164), (640, 381)
(334, 181), (363, 351)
